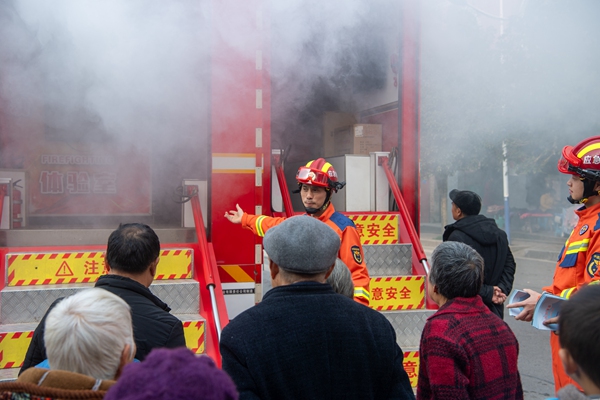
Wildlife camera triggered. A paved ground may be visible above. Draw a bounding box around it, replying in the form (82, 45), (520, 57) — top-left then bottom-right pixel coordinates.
(420, 223), (563, 399)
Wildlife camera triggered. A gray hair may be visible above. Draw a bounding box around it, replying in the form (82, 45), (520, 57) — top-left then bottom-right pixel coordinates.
(44, 288), (134, 380)
(327, 258), (354, 299)
(429, 241), (483, 299)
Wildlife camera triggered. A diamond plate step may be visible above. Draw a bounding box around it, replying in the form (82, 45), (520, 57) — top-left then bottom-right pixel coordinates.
(381, 309), (435, 350)
(1, 279), (200, 324)
(150, 279), (200, 314)
(364, 243), (412, 276)
(1, 284), (94, 324)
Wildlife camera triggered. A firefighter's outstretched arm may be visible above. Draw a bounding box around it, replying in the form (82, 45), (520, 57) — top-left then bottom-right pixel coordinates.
(224, 204), (244, 224)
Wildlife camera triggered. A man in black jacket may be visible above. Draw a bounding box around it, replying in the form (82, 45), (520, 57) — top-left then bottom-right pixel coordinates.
(220, 216), (415, 400)
(20, 223), (186, 374)
(443, 189), (516, 319)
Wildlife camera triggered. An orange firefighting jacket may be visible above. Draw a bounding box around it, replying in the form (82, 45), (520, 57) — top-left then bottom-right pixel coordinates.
(241, 204), (371, 305)
(543, 202), (600, 299)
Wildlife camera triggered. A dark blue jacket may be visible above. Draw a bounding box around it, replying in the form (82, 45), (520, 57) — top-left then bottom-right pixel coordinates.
(220, 281), (415, 400)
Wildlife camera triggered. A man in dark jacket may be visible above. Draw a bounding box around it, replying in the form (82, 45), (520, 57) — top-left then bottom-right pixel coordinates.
(443, 189), (516, 319)
(220, 216), (415, 400)
(20, 223), (186, 374)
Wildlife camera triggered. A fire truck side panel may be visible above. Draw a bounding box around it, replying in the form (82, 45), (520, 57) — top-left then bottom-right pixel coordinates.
(210, 0), (270, 278)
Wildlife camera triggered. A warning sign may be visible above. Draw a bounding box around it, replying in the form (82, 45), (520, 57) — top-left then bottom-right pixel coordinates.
(56, 261), (74, 277)
(349, 214), (398, 245)
(369, 276), (424, 311)
(7, 248), (193, 286)
(403, 351), (420, 387)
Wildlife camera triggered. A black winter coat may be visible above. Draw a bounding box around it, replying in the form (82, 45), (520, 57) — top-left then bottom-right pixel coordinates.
(20, 274), (186, 374)
(443, 215), (516, 319)
(220, 281), (415, 400)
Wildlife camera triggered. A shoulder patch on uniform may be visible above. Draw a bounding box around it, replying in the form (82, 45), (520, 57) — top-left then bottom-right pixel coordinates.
(329, 211), (356, 230)
(351, 245), (363, 264)
(587, 253), (600, 277)
(580, 224), (589, 235)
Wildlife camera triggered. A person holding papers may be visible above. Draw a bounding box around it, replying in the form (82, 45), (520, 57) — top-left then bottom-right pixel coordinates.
(508, 136), (600, 392)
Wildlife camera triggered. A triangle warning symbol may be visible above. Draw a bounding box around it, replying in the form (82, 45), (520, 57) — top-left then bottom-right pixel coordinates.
(56, 261), (74, 277)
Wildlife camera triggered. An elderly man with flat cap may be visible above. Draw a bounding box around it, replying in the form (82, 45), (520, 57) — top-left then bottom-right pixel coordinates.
(220, 216), (414, 400)
(443, 189), (516, 319)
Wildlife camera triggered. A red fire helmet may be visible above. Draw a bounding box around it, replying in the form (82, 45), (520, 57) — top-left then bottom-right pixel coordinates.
(558, 136), (600, 177)
(296, 158), (339, 190)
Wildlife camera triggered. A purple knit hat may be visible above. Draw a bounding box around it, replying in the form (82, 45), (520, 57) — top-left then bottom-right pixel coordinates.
(104, 347), (238, 400)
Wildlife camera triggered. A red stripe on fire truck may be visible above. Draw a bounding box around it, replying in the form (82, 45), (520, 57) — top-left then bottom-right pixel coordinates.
(349, 214), (399, 245)
(369, 276), (424, 311)
(6, 248), (193, 286)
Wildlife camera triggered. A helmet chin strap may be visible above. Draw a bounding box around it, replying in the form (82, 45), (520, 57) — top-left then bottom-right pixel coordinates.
(568, 178), (600, 204)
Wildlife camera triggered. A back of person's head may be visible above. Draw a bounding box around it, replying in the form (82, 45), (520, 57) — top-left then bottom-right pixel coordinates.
(326, 258), (354, 298)
(44, 288), (134, 380)
(558, 284), (600, 388)
(449, 189), (482, 216)
(104, 347), (238, 400)
(263, 215), (340, 275)
(106, 223), (160, 274)
(429, 241), (484, 299)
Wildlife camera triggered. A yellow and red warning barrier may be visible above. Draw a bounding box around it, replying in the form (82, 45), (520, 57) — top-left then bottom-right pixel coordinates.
(6, 248), (192, 286)
(0, 321), (206, 369)
(370, 276), (424, 311)
(0, 331), (33, 369)
(182, 320), (206, 355)
(403, 351), (420, 387)
(349, 214), (399, 245)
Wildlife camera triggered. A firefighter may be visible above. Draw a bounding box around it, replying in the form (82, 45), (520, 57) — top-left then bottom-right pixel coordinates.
(507, 136), (600, 392)
(225, 158), (370, 306)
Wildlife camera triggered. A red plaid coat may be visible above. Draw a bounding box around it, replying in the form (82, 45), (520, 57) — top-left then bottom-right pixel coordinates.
(417, 296), (523, 400)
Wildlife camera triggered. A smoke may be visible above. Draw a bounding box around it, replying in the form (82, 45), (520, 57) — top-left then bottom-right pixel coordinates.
(420, 0), (600, 218)
(2, 0), (598, 226)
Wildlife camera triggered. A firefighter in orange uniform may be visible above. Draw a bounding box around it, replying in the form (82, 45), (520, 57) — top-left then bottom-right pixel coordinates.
(507, 136), (600, 392)
(225, 158), (370, 306)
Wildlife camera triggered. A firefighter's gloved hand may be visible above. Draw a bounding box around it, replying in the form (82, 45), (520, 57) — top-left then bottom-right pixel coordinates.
(224, 204), (244, 224)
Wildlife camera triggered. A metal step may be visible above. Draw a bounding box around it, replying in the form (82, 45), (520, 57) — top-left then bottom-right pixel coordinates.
(150, 279), (200, 314)
(364, 243), (412, 276)
(381, 309), (435, 350)
(1, 279), (200, 324)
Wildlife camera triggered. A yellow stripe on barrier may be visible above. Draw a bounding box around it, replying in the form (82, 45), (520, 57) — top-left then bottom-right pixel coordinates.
(403, 351), (420, 387)
(155, 249), (193, 280)
(7, 248), (193, 286)
(349, 214), (399, 245)
(370, 276), (425, 311)
(0, 331), (33, 369)
(183, 320), (206, 354)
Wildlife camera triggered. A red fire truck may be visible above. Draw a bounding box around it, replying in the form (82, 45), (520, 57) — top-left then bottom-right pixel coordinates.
(0, 0), (429, 386)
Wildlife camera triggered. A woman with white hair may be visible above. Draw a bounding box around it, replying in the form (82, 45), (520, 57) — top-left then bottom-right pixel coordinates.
(0, 288), (135, 398)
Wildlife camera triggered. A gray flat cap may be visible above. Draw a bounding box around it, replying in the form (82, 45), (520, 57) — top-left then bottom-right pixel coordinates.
(263, 215), (340, 274)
